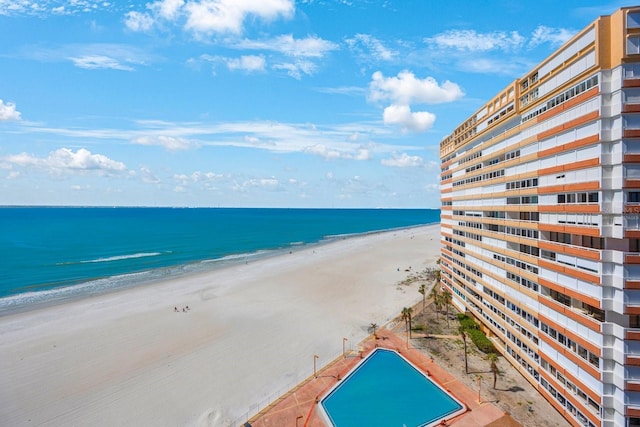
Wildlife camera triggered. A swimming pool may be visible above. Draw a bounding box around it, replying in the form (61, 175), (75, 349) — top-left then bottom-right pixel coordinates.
(320, 348), (466, 427)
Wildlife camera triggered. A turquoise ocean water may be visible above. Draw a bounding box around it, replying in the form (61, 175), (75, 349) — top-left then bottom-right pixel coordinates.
(0, 207), (439, 313)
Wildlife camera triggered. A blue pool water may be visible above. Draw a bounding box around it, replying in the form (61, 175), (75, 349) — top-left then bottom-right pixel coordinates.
(321, 349), (465, 427)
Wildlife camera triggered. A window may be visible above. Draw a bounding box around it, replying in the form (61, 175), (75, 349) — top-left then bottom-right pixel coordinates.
(630, 192), (640, 203)
(550, 232), (572, 244)
(630, 12), (640, 29)
(582, 236), (604, 249)
(550, 289), (571, 306)
(520, 212), (539, 221)
(557, 192), (598, 204)
(628, 35), (640, 55)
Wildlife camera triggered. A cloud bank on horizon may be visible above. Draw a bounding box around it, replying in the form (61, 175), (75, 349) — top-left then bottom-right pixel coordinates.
(0, 0), (633, 207)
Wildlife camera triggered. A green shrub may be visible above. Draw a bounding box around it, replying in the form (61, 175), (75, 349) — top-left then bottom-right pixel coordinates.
(457, 314), (495, 354)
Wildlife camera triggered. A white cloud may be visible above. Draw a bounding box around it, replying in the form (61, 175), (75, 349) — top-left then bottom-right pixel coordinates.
(193, 54), (266, 73)
(368, 70), (461, 133)
(69, 55), (134, 71)
(132, 135), (197, 150)
(354, 148), (372, 160)
(304, 144), (372, 161)
(151, 0), (184, 20)
(0, 0), (115, 16)
(174, 171), (224, 184)
(345, 34), (396, 61)
(464, 58), (529, 75)
(233, 177), (280, 192)
(14, 119), (422, 160)
(304, 144), (343, 160)
(184, 0), (294, 35)
(0, 99), (21, 121)
(426, 29), (525, 52)
(226, 55), (266, 72)
(369, 70), (464, 105)
(124, 11), (154, 32)
(426, 26), (575, 52)
(124, 0), (184, 32)
(273, 59), (316, 79)
(192, 35), (336, 78)
(21, 43), (153, 71)
(315, 86), (365, 96)
(140, 166), (161, 184)
(5, 148), (126, 174)
(381, 152), (424, 168)
(382, 104), (435, 132)
(236, 34), (339, 58)
(124, 0), (295, 36)
(529, 25), (575, 48)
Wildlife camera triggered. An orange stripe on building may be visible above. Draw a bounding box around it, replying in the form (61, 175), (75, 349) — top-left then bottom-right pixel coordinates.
(536, 87), (600, 123)
(537, 134), (599, 158)
(537, 111), (600, 140)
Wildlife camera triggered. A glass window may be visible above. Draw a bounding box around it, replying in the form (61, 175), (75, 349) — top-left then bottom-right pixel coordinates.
(629, 36), (640, 55)
(628, 12), (640, 29)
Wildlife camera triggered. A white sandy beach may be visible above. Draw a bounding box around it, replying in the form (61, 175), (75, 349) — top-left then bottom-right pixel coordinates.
(0, 224), (441, 427)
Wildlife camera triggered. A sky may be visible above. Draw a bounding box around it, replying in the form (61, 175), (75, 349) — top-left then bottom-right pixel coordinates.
(0, 0), (637, 208)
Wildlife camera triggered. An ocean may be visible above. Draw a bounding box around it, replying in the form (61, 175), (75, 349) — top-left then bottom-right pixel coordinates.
(0, 207), (439, 313)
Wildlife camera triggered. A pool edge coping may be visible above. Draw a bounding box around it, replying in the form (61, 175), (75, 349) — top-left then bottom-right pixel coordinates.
(317, 347), (468, 427)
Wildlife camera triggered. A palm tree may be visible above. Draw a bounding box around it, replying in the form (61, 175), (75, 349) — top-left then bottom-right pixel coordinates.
(488, 353), (500, 389)
(418, 284), (426, 316)
(441, 291), (452, 327)
(459, 326), (468, 374)
(429, 287), (440, 321)
(368, 322), (378, 339)
(401, 307), (413, 338)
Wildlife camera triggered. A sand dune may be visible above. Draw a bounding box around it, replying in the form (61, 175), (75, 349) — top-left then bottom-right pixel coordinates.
(0, 224), (440, 426)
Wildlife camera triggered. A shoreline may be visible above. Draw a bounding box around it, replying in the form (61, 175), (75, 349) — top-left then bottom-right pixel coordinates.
(0, 222), (437, 317)
(0, 224), (441, 426)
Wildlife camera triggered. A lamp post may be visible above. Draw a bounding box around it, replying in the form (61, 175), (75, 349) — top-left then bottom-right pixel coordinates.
(314, 355), (319, 378)
(477, 376), (482, 403)
(343, 337), (348, 358)
(406, 327), (409, 349)
(296, 415), (303, 427)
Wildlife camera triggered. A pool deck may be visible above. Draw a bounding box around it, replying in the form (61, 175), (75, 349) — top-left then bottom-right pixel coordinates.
(246, 325), (518, 427)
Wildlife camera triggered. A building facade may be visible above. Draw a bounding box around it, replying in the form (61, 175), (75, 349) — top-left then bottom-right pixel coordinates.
(439, 7), (640, 427)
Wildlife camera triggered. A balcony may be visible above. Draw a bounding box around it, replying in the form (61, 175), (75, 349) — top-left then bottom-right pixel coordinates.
(627, 404), (640, 418)
(539, 294), (603, 331)
(627, 328), (640, 340)
(626, 379), (640, 392)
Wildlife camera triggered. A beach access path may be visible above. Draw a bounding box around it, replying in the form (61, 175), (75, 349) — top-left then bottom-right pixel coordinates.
(0, 224), (440, 426)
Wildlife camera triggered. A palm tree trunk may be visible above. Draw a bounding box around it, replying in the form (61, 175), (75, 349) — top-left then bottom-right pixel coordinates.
(464, 339), (468, 374)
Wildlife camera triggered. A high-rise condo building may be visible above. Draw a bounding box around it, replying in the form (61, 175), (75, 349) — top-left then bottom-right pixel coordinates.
(439, 6), (640, 427)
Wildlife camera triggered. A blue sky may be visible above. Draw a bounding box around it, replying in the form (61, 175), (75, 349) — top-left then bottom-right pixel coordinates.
(0, 0), (636, 208)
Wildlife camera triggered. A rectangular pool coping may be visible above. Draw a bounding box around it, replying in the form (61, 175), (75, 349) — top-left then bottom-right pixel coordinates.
(318, 347), (467, 427)
(246, 323), (512, 427)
